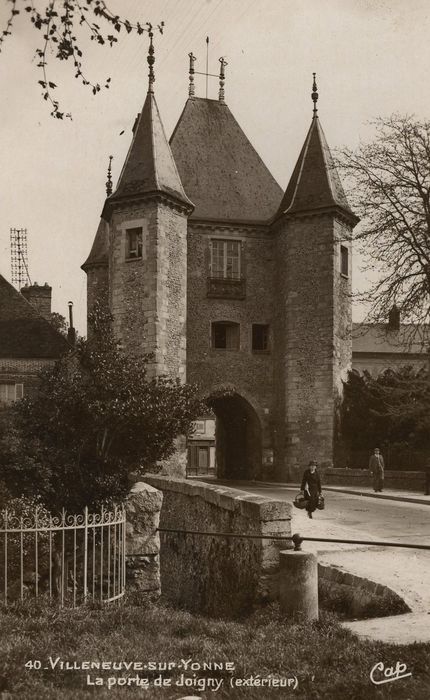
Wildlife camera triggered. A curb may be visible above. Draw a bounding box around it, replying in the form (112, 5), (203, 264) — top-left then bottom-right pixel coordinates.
(320, 486), (430, 506)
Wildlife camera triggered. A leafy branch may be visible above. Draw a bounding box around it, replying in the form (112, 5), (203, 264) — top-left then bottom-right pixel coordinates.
(0, 0), (164, 119)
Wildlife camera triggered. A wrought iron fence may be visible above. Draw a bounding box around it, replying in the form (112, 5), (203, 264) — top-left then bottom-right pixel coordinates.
(0, 505), (126, 607)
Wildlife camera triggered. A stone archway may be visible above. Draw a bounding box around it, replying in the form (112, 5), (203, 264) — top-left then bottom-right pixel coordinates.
(208, 392), (262, 480)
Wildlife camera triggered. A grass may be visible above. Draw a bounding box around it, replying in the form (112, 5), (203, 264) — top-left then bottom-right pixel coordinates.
(0, 597), (429, 699)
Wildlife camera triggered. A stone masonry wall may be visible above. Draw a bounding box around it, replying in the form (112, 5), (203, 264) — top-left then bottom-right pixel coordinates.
(274, 214), (352, 480)
(143, 475), (292, 618)
(86, 265), (109, 319)
(125, 481), (162, 596)
(186, 223), (275, 472)
(109, 199), (187, 380)
(324, 468), (426, 492)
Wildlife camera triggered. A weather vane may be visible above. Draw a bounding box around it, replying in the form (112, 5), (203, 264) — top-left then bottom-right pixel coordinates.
(188, 38), (228, 101)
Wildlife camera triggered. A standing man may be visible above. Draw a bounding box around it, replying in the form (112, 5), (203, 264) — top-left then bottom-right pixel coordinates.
(369, 448), (385, 492)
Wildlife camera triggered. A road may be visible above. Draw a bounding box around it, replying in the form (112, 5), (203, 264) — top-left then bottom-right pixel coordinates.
(210, 481), (430, 611)
(218, 481), (430, 545)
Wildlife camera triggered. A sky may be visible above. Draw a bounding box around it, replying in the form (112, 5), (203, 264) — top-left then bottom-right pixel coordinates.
(1, 0), (430, 334)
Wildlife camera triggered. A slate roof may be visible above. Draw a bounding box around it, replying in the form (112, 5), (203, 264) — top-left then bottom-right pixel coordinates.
(81, 218), (109, 271)
(0, 275), (70, 359)
(111, 91), (192, 208)
(352, 323), (429, 355)
(276, 116), (357, 222)
(170, 97), (283, 223)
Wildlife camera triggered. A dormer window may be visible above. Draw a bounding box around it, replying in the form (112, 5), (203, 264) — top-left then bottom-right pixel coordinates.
(126, 227), (143, 260)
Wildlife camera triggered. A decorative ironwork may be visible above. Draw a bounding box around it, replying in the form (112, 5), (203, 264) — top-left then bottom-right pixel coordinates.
(106, 155), (113, 196)
(147, 26), (155, 93)
(0, 505), (126, 607)
(188, 52), (196, 96)
(218, 57), (228, 102)
(312, 72), (318, 117)
(207, 277), (246, 300)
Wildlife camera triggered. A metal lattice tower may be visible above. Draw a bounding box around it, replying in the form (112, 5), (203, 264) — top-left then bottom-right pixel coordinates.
(10, 228), (31, 288)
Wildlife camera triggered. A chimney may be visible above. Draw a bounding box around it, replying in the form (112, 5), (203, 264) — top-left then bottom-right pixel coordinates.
(20, 282), (52, 319)
(387, 304), (400, 331)
(67, 301), (76, 346)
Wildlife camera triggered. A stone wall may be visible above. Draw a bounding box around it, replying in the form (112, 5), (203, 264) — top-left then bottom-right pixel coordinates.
(143, 475), (292, 617)
(186, 222), (275, 479)
(318, 563), (410, 618)
(324, 468), (426, 492)
(274, 213), (352, 480)
(109, 198), (187, 380)
(125, 481), (162, 596)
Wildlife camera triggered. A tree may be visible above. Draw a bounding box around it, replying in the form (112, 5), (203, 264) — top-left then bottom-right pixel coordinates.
(0, 1), (163, 118)
(342, 366), (430, 457)
(0, 302), (202, 512)
(337, 115), (430, 329)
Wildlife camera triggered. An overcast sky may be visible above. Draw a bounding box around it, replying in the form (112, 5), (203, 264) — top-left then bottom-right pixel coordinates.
(1, 0), (430, 334)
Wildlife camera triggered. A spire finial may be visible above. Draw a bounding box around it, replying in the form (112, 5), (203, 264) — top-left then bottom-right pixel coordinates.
(147, 25), (155, 93)
(188, 52), (196, 96)
(106, 155), (113, 196)
(312, 72), (318, 117)
(218, 57), (227, 102)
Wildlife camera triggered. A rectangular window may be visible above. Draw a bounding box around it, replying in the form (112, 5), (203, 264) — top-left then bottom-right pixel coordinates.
(210, 240), (241, 279)
(194, 420), (205, 434)
(211, 321), (240, 350)
(126, 227), (143, 259)
(0, 383), (24, 404)
(252, 324), (270, 352)
(340, 245), (349, 276)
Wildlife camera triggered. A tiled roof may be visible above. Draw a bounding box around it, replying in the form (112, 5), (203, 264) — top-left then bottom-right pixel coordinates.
(111, 91), (192, 208)
(81, 218), (109, 270)
(352, 323), (429, 355)
(0, 275), (70, 359)
(170, 97), (283, 223)
(276, 116), (357, 222)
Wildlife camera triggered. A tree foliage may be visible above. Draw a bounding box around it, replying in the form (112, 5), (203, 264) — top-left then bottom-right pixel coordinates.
(337, 115), (430, 329)
(0, 1), (163, 118)
(342, 366), (430, 454)
(0, 302), (202, 512)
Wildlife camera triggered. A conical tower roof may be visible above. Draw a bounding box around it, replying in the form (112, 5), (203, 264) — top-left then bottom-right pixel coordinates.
(81, 218), (109, 271)
(275, 115), (357, 224)
(110, 91), (193, 209)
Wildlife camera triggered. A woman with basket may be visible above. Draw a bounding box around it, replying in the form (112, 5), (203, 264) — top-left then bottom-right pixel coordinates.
(300, 460), (323, 519)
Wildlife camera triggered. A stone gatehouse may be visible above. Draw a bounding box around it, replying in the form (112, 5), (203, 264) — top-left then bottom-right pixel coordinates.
(82, 48), (358, 481)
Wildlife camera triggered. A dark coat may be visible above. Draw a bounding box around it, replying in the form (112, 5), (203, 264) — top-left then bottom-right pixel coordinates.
(369, 454), (385, 473)
(301, 469), (322, 496)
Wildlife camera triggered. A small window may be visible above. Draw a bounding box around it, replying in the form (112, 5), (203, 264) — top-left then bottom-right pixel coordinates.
(252, 324), (270, 352)
(0, 383), (24, 404)
(194, 420), (205, 434)
(211, 321), (240, 350)
(210, 240), (241, 279)
(340, 245), (349, 276)
(126, 227), (143, 259)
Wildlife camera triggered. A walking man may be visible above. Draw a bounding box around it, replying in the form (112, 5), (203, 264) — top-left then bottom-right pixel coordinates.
(369, 447), (384, 492)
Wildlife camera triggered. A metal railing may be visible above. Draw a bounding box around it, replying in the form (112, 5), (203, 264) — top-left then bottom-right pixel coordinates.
(0, 505), (126, 607)
(157, 527), (430, 552)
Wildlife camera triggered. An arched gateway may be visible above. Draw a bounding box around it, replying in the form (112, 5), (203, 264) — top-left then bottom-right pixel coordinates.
(208, 393), (262, 481)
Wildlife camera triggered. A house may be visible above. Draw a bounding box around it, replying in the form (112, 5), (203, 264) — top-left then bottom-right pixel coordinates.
(0, 275), (69, 404)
